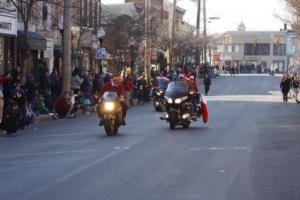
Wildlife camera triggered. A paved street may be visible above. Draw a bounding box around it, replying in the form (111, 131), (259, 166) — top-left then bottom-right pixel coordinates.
(1, 75), (300, 200)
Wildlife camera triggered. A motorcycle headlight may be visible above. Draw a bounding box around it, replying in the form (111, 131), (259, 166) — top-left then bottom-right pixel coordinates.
(156, 92), (161, 96)
(175, 96), (188, 104)
(165, 97), (173, 104)
(175, 98), (182, 104)
(159, 90), (164, 94)
(104, 102), (115, 111)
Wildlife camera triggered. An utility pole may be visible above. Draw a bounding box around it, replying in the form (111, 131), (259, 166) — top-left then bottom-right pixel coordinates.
(144, 0), (150, 78)
(203, 0), (207, 63)
(195, 0), (201, 66)
(62, 0), (72, 92)
(169, 0), (176, 71)
(98, 0), (103, 73)
(161, 0), (164, 22)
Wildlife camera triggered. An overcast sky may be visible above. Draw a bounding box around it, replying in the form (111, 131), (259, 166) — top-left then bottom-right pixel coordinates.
(102, 0), (287, 34)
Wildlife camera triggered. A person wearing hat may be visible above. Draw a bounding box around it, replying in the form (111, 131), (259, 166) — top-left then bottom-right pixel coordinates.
(99, 76), (127, 125)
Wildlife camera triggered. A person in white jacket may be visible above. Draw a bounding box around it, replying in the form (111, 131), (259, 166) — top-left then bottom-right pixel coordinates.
(71, 68), (83, 94)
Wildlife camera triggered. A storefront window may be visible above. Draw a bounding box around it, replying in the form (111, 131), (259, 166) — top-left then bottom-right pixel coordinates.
(0, 37), (4, 75)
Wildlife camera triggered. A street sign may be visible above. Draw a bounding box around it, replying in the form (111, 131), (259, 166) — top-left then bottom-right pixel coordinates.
(96, 48), (106, 60)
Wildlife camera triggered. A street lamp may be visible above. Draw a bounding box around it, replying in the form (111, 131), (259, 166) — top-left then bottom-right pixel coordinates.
(128, 36), (136, 71)
(90, 35), (98, 71)
(97, 27), (106, 72)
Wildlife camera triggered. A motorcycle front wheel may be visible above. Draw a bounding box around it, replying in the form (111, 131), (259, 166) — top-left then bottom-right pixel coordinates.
(104, 119), (118, 136)
(169, 121), (176, 130)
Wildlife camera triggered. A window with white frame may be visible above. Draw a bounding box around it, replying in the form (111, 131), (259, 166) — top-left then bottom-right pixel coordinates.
(235, 45), (240, 52)
(227, 45), (232, 53)
(217, 45), (224, 53)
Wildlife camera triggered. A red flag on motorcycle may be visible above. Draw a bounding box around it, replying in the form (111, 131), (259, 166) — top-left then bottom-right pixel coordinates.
(201, 100), (208, 123)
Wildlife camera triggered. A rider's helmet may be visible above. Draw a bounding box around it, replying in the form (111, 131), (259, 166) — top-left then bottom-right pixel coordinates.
(112, 76), (122, 87)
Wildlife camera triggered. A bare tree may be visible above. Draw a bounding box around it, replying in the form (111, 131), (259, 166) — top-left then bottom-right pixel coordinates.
(280, 0), (300, 34)
(103, 14), (143, 73)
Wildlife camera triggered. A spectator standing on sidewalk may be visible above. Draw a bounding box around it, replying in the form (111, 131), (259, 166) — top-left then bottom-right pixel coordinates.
(280, 74), (291, 102)
(291, 74), (299, 102)
(12, 67), (22, 83)
(71, 68), (82, 95)
(50, 70), (60, 102)
(203, 74), (211, 96)
(24, 73), (37, 104)
(81, 71), (93, 114)
(0, 80), (3, 125)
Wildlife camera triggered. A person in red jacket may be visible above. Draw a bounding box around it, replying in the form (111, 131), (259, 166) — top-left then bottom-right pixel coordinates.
(189, 76), (198, 92)
(54, 92), (71, 118)
(99, 76), (127, 125)
(123, 73), (134, 106)
(188, 76), (200, 116)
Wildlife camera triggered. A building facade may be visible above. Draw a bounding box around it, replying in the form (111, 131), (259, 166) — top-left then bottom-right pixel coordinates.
(0, 0), (17, 75)
(213, 31), (288, 73)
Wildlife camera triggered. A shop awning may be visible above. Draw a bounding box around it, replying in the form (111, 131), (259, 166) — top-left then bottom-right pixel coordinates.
(17, 31), (47, 50)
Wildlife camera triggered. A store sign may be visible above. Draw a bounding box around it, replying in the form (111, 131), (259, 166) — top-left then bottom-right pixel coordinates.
(44, 39), (54, 59)
(243, 56), (258, 61)
(223, 55), (232, 60)
(213, 54), (220, 61)
(0, 16), (17, 36)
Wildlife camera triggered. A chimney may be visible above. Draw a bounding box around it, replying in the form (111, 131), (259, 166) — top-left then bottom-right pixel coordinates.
(284, 23), (287, 31)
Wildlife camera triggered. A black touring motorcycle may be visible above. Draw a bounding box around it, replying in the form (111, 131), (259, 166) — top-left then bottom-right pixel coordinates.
(160, 81), (202, 130)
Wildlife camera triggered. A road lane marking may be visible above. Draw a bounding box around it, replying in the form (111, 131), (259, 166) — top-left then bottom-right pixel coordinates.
(31, 133), (98, 137)
(208, 147), (225, 150)
(175, 194), (202, 199)
(0, 148), (114, 158)
(233, 147), (250, 150)
(53, 149), (126, 184)
(206, 95), (282, 103)
(188, 147), (251, 151)
(22, 147), (131, 200)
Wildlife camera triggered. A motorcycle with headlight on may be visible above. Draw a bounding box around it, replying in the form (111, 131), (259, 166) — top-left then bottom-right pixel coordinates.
(160, 81), (201, 130)
(97, 91), (123, 136)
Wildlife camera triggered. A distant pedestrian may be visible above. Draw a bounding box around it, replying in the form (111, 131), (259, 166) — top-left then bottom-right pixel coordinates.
(203, 74), (211, 96)
(231, 66), (235, 77)
(280, 74), (291, 102)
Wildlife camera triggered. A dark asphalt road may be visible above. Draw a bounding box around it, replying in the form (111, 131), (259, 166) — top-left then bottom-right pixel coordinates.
(1, 75), (300, 200)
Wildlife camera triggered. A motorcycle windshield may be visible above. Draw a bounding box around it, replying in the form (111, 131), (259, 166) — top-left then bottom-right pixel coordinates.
(102, 91), (119, 101)
(165, 81), (189, 98)
(157, 78), (169, 90)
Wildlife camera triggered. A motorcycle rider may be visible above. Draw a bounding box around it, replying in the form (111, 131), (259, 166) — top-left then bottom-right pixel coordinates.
(98, 76), (127, 125)
(123, 72), (134, 106)
(187, 76), (200, 115)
